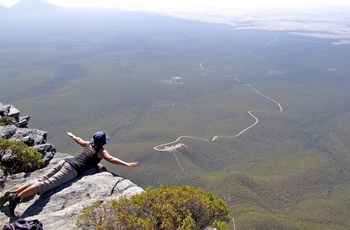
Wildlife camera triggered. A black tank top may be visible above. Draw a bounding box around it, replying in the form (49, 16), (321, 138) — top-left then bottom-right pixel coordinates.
(65, 146), (102, 175)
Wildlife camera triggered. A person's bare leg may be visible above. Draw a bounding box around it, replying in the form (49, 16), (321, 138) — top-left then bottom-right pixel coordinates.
(17, 185), (39, 200)
(8, 185), (39, 216)
(14, 184), (31, 194)
(0, 183), (34, 206)
(0, 183), (32, 206)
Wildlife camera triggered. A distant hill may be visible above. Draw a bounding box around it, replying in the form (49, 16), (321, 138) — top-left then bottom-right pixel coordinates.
(2, 0), (123, 20)
(0, 0), (115, 27)
(10, 0), (60, 13)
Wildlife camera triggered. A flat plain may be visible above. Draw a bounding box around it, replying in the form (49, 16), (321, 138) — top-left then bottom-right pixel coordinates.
(1, 4), (350, 229)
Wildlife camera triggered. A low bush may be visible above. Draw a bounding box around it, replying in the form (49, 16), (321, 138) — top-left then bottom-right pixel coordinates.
(0, 116), (15, 126)
(0, 139), (44, 176)
(78, 185), (230, 230)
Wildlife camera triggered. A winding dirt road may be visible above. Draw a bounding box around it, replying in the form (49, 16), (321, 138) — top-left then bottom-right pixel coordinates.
(154, 33), (282, 153)
(153, 78), (283, 152)
(153, 33), (283, 176)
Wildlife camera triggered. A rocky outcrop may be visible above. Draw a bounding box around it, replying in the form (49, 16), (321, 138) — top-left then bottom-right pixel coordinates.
(0, 103), (144, 229)
(0, 152), (144, 229)
(0, 103), (30, 128)
(0, 125), (56, 166)
(0, 103), (55, 167)
(0, 103), (56, 176)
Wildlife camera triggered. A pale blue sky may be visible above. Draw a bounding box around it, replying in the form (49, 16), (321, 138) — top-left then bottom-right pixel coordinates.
(1, 0), (350, 9)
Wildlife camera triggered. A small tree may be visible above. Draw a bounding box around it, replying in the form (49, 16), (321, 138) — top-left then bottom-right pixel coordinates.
(0, 139), (44, 176)
(77, 185), (230, 230)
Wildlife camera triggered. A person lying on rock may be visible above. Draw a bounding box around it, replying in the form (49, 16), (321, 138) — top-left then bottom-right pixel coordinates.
(0, 131), (138, 216)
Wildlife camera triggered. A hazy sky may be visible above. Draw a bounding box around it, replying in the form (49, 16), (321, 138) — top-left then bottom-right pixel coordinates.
(1, 0), (350, 9)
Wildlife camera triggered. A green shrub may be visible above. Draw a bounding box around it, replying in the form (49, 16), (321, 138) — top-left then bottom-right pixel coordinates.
(77, 185), (230, 230)
(0, 139), (45, 176)
(0, 116), (15, 126)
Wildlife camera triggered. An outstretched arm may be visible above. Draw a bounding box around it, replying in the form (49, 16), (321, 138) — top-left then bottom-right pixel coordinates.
(67, 131), (90, 147)
(101, 149), (138, 167)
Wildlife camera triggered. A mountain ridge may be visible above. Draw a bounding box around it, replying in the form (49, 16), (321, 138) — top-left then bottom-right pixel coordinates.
(8, 0), (60, 13)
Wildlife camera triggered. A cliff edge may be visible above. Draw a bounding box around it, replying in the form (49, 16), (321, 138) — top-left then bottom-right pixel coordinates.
(0, 103), (144, 229)
(0, 152), (144, 229)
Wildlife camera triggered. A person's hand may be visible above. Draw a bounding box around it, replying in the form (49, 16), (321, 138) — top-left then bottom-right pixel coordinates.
(127, 162), (138, 167)
(67, 132), (74, 137)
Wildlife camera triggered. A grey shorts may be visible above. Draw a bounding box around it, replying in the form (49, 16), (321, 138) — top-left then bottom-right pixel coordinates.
(32, 160), (78, 194)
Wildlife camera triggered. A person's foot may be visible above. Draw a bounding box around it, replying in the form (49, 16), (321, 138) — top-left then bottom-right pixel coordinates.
(0, 191), (15, 207)
(8, 193), (20, 216)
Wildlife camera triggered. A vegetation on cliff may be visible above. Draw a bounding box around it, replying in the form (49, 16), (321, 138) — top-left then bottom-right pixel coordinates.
(0, 116), (15, 126)
(77, 185), (230, 230)
(0, 139), (44, 176)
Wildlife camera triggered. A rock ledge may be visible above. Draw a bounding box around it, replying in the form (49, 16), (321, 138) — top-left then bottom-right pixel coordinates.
(0, 103), (144, 229)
